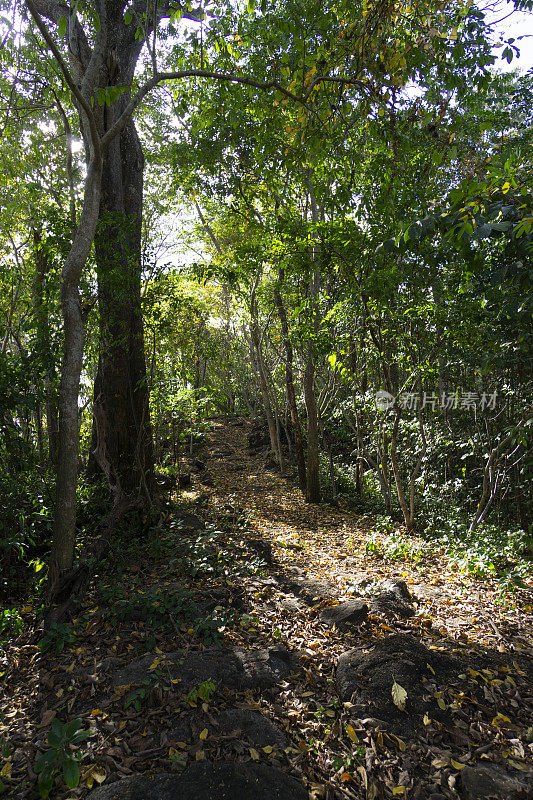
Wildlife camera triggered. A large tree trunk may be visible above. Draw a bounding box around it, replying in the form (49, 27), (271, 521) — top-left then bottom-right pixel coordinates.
(88, 111), (154, 497)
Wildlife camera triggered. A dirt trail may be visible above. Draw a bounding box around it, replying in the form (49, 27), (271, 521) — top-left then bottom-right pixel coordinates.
(201, 418), (532, 651)
(2, 417), (533, 800)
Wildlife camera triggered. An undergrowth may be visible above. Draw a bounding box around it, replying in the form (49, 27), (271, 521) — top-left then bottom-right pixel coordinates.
(362, 511), (533, 594)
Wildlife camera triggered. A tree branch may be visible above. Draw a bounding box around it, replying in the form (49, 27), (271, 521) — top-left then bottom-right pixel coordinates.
(24, 0), (101, 157)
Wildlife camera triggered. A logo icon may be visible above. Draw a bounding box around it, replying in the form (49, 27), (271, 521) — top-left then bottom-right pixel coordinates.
(375, 390), (395, 411)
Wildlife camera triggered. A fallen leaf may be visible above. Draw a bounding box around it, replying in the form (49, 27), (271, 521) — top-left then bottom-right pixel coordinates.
(491, 713), (512, 726)
(506, 758), (529, 771)
(84, 766), (106, 788)
(0, 760), (11, 778)
(345, 724), (359, 743)
(392, 681), (407, 711)
(39, 709), (56, 727)
(357, 765), (368, 789)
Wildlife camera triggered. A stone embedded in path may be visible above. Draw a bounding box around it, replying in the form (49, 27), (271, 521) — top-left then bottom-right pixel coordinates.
(167, 708), (288, 749)
(112, 646), (292, 692)
(174, 512), (206, 532)
(247, 538), (274, 565)
(336, 634), (458, 732)
(370, 578), (415, 619)
(458, 764), (533, 800)
(86, 762), (308, 800)
(281, 574), (337, 603)
(319, 599), (368, 629)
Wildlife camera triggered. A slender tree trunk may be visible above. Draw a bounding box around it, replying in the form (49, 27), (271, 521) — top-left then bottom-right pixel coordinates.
(389, 408), (427, 531)
(35, 402), (45, 465)
(32, 227), (59, 466)
(303, 265), (321, 503)
(250, 318), (279, 458)
(273, 276), (306, 492)
(49, 157), (102, 586)
(304, 176), (321, 503)
(303, 342), (321, 502)
(469, 408), (533, 532)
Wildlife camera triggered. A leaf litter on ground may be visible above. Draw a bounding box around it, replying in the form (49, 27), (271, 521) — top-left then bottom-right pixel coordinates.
(1, 417), (532, 799)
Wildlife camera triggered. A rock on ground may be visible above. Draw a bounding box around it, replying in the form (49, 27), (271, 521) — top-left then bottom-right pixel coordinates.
(458, 764), (533, 800)
(112, 646), (293, 692)
(166, 708), (288, 749)
(319, 599), (368, 629)
(280, 574), (337, 603)
(86, 762), (308, 800)
(370, 578), (415, 618)
(173, 512), (206, 532)
(336, 634), (458, 732)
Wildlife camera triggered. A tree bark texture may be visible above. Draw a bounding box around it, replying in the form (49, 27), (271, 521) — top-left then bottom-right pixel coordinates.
(32, 228), (59, 467)
(91, 113), (154, 496)
(49, 157), (102, 583)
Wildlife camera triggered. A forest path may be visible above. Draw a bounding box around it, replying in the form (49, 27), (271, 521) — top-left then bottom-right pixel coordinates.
(4, 417), (533, 800)
(198, 417), (532, 651)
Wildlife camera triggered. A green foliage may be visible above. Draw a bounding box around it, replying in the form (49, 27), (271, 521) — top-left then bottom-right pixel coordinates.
(0, 608), (23, 655)
(0, 608), (22, 636)
(194, 609), (235, 644)
(186, 679), (216, 706)
(123, 681), (150, 711)
(168, 526), (266, 580)
(102, 585), (197, 631)
(362, 511), (532, 590)
(38, 623), (76, 654)
(34, 718), (91, 798)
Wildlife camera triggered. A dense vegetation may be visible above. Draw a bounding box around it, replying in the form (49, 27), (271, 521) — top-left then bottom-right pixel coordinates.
(1, 0), (531, 604)
(0, 0), (532, 794)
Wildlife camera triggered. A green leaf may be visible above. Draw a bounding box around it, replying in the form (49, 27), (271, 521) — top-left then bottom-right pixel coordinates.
(63, 719), (82, 739)
(62, 756), (80, 788)
(58, 15), (66, 37)
(35, 750), (57, 773)
(124, 11), (133, 24)
(38, 767), (55, 798)
(48, 719), (63, 747)
(71, 730), (92, 744)
(491, 221), (511, 231)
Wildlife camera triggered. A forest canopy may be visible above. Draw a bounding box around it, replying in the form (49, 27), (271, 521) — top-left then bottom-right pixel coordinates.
(1, 0), (533, 797)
